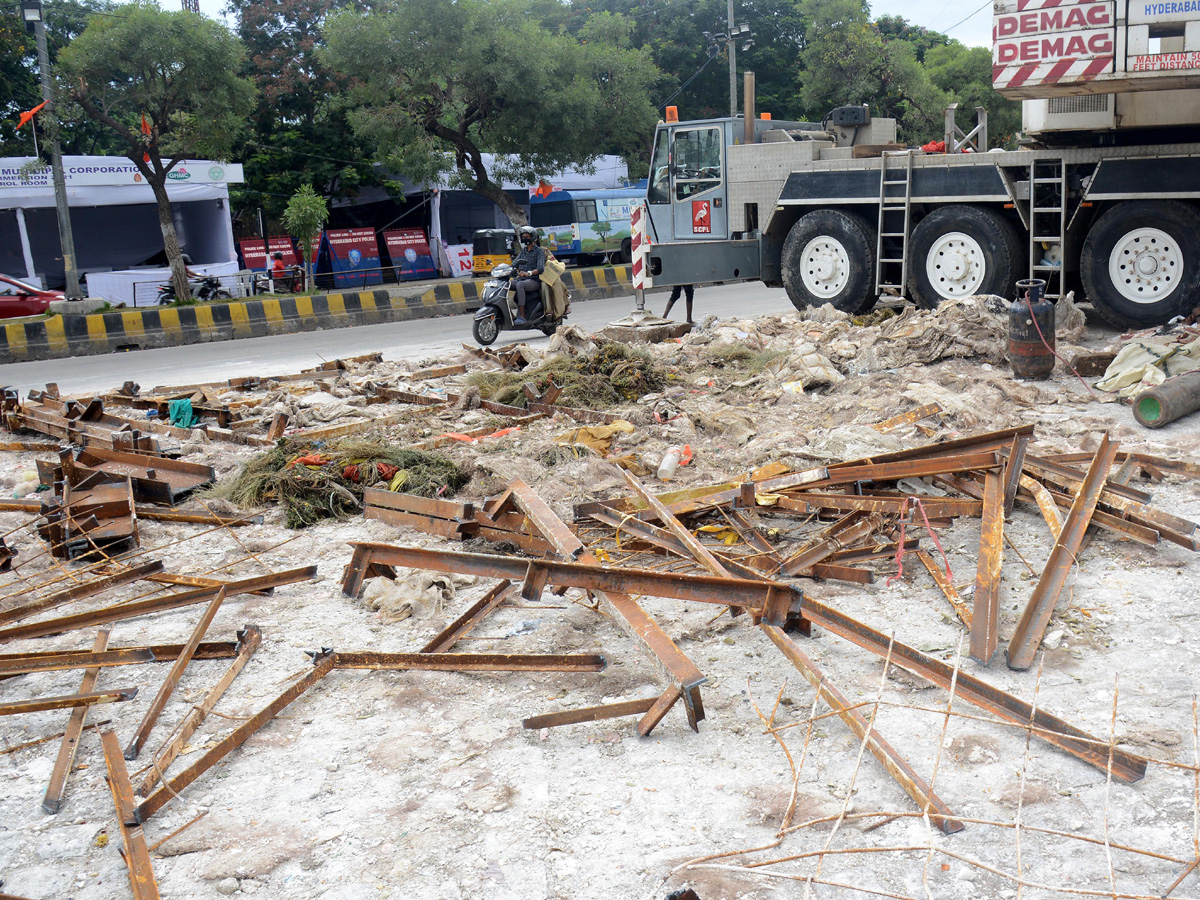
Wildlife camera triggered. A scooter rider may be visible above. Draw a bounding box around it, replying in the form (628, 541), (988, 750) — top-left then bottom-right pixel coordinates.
(512, 225), (545, 325)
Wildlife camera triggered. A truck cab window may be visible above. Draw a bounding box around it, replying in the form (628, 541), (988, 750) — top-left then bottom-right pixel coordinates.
(673, 127), (722, 201)
(648, 131), (671, 204)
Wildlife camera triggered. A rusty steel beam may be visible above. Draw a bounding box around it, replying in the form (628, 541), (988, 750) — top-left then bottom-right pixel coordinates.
(869, 402), (943, 433)
(0, 687), (137, 717)
(776, 493), (982, 519)
(0, 560), (165, 626)
(331, 652), (606, 672)
(125, 587), (227, 760)
(1000, 434), (1031, 514)
(509, 479), (585, 559)
(827, 425), (1035, 470)
(0, 567), (316, 643)
(797, 591), (1147, 782)
(1008, 436), (1119, 671)
(808, 563), (876, 584)
(1019, 474), (1063, 539)
(0, 647), (155, 677)
(917, 550), (971, 629)
(0, 641), (239, 665)
(1022, 452), (1152, 503)
(342, 543), (801, 623)
(621, 470), (733, 578)
(587, 508), (691, 558)
(637, 685), (684, 736)
(138, 626), (262, 797)
(523, 697), (659, 729)
(421, 581), (514, 653)
(971, 471), (1005, 665)
(762, 624), (963, 834)
(787, 452), (1002, 495)
(1022, 481), (1161, 546)
(99, 729), (161, 899)
(43, 628), (110, 814)
(780, 514), (884, 577)
(135, 654), (335, 824)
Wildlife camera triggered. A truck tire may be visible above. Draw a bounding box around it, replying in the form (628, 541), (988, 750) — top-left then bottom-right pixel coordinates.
(1080, 200), (1200, 328)
(781, 210), (877, 314)
(908, 205), (1023, 308)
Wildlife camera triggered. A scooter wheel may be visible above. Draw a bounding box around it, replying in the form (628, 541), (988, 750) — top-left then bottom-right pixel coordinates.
(473, 314), (500, 346)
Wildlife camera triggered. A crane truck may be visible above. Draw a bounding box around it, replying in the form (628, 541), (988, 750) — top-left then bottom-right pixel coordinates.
(643, 0), (1200, 327)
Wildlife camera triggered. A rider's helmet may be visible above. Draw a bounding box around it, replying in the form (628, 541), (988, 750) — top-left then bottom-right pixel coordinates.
(181, 253), (194, 265)
(273, 251), (284, 260)
(518, 225), (536, 244)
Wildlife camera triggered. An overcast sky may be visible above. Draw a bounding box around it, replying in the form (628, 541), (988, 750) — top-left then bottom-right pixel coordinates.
(192, 0), (993, 58)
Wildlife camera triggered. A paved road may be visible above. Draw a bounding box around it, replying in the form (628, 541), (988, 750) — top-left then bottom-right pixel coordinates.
(0, 282), (797, 395)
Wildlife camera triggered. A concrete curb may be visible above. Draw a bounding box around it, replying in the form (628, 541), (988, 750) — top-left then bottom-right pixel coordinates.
(0, 266), (634, 363)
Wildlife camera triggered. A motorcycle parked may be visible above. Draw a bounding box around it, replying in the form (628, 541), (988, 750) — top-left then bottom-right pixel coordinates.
(156, 275), (232, 304)
(472, 263), (567, 346)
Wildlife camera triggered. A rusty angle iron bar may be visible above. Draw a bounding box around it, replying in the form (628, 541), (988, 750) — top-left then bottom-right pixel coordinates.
(420, 581), (514, 654)
(523, 697), (659, 730)
(0, 647), (156, 677)
(1007, 435), (1119, 671)
(139, 625), (262, 797)
(125, 587), (227, 760)
(761, 624), (964, 834)
(98, 729), (161, 900)
(0, 567), (316, 643)
(798, 589), (1146, 782)
(341, 543), (802, 627)
(43, 628), (110, 814)
(134, 654), (335, 824)
(971, 471), (1005, 665)
(0, 687), (137, 716)
(330, 652), (607, 672)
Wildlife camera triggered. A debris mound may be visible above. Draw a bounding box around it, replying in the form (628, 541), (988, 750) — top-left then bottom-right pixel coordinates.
(212, 437), (470, 527)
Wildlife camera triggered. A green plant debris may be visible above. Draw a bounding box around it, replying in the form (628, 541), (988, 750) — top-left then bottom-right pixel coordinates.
(702, 342), (787, 374)
(208, 436), (470, 528)
(465, 341), (665, 409)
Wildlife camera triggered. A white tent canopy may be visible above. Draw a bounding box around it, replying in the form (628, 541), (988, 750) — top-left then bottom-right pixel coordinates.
(0, 156), (243, 293)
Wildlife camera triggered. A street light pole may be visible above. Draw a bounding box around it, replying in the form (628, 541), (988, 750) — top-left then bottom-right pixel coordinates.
(727, 0), (737, 117)
(24, 0), (82, 299)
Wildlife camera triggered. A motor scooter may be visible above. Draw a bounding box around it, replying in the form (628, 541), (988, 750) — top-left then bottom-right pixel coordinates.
(472, 263), (566, 345)
(156, 275), (231, 304)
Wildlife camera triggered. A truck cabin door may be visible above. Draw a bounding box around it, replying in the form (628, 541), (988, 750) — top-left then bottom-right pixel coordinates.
(644, 123), (729, 242)
(670, 125), (728, 241)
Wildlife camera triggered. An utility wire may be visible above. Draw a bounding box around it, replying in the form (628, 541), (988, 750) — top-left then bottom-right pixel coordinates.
(944, 0), (990, 33)
(657, 51), (719, 109)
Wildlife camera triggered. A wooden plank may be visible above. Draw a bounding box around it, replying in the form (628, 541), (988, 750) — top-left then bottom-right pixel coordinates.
(362, 487), (473, 519)
(970, 471), (1004, 665)
(42, 629), (110, 813)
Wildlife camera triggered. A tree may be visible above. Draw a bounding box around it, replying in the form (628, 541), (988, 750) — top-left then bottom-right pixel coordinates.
(281, 184), (328, 291)
(322, 0), (660, 227)
(58, 3), (255, 302)
(924, 42), (1023, 148)
(224, 0), (379, 223)
(0, 0), (123, 157)
(591, 220), (612, 238)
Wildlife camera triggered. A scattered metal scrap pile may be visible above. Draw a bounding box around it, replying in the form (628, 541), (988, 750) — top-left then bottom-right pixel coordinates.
(3, 336), (1200, 899)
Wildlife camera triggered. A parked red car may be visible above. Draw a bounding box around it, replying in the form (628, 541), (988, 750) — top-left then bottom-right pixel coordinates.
(0, 274), (62, 318)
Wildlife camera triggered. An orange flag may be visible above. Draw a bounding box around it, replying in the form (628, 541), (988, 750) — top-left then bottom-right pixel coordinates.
(16, 101), (47, 130)
(141, 114), (151, 162)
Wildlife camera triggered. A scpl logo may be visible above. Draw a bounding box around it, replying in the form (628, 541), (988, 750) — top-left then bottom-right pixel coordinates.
(692, 200), (711, 234)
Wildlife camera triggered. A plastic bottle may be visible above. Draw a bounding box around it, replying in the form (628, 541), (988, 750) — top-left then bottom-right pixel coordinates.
(657, 446), (683, 481)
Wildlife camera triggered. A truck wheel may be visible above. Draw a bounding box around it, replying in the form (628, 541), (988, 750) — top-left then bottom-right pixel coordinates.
(618, 238), (632, 264)
(908, 205), (1022, 308)
(1080, 201), (1200, 328)
(781, 210), (877, 314)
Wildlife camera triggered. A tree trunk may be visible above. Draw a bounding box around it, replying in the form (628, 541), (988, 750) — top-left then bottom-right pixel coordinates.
(146, 173), (190, 303)
(470, 176), (527, 228)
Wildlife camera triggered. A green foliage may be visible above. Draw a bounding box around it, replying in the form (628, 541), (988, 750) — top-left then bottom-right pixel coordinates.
(225, 0), (380, 221)
(282, 185), (329, 265)
(591, 220), (613, 237)
(322, 0), (660, 225)
(925, 42), (1023, 148)
(59, 3), (255, 164)
(0, 0), (124, 157)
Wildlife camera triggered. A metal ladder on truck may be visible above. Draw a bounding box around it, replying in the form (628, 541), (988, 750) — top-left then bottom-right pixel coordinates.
(1029, 159), (1067, 300)
(875, 150), (914, 299)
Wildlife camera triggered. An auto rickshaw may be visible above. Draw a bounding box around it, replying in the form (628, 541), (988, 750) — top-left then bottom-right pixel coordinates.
(471, 228), (517, 277)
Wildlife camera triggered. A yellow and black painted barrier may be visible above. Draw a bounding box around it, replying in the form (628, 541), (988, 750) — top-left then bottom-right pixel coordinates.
(0, 266), (633, 363)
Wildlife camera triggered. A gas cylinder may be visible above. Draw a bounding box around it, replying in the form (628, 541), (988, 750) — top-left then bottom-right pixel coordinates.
(1008, 279), (1056, 380)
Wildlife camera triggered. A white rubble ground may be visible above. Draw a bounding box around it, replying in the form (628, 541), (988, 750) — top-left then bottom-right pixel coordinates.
(3, 298), (1200, 900)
